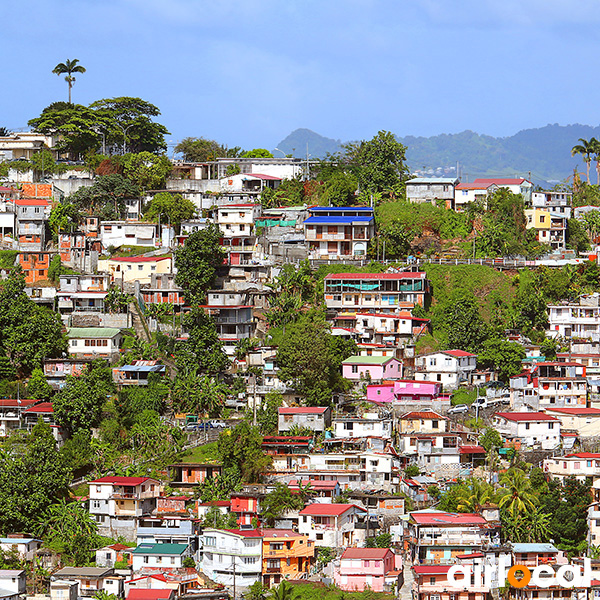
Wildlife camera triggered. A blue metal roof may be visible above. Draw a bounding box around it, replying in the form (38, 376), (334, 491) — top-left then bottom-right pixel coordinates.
(310, 206), (373, 213)
(118, 365), (166, 373)
(303, 216), (374, 225)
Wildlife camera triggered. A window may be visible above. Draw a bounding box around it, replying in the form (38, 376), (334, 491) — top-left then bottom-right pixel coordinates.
(432, 420), (438, 429)
(143, 556), (149, 564)
(525, 423), (530, 430)
(352, 365), (358, 373)
(138, 265), (144, 271)
(430, 578), (436, 585)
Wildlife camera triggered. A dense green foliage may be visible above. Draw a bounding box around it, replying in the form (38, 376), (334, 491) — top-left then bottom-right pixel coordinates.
(0, 271), (66, 375)
(0, 420), (71, 533)
(174, 224), (226, 302)
(276, 312), (356, 405)
(144, 192), (197, 230)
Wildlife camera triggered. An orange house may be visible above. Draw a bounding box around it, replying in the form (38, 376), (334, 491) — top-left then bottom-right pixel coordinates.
(261, 529), (315, 588)
(18, 251), (52, 284)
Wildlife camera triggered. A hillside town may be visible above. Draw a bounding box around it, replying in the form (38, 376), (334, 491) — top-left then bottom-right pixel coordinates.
(6, 75), (600, 600)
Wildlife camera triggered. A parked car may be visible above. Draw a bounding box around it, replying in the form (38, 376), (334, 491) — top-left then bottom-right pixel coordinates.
(209, 420), (227, 428)
(448, 404), (469, 415)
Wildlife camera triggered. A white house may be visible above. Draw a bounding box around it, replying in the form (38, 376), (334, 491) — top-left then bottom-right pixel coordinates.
(130, 543), (189, 571)
(201, 529), (263, 589)
(100, 221), (159, 249)
(414, 350), (477, 389)
(298, 503), (367, 547)
(493, 412), (560, 450)
(333, 413), (393, 439)
(548, 294), (600, 340)
(88, 476), (161, 541)
(544, 407), (600, 437)
(0, 570), (26, 597)
(67, 327), (123, 360)
(544, 453), (600, 482)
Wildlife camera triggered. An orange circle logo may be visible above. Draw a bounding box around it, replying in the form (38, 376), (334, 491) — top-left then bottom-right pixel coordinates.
(507, 565), (531, 588)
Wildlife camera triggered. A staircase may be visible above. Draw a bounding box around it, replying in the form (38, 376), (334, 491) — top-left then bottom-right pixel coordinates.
(129, 301), (152, 343)
(399, 562), (414, 600)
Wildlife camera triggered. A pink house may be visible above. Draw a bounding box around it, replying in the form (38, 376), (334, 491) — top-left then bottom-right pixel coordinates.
(366, 380), (442, 404)
(334, 547), (402, 592)
(342, 356), (402, 382)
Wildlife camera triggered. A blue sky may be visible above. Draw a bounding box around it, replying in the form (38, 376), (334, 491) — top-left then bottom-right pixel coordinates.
(3, 0), (600, 151)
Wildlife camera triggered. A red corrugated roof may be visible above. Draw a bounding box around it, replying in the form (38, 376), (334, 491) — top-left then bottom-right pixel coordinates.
(279, 407), (328, 414)
(89, 476), (153, 486)
(494, 412), (558, 422)
(341, 548), (392, 560)
(455, 183), (494, 190)
(411, 512), (488, 526)
(15, 199), (49, 206)
(0, 399), (38, 407)
(413, 565), (451, 574)
(401, 411), (445, 420)
(444, 349), (476, 357)
(565, 453), (600, 459)
(548, 408), (600, 416)
(222, 529), (263, 537)
(324, 272), (426, 280)
(459, 445), (486, 454)
(127, 590), (173, 600)
(242, 173), (282, 180)
(299, 503), (366, 516)
(23, 402), (53, 413)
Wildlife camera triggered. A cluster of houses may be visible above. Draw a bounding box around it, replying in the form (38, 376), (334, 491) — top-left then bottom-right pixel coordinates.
(7, 138), (600, 599)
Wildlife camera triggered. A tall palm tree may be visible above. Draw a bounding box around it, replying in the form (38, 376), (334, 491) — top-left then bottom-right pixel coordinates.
(52, 59), (86, 103)
(572, 138), (594, 183)
(498, 468), (536, 516)
(456, 477), (493, 513)
(591, 137), (600, 185)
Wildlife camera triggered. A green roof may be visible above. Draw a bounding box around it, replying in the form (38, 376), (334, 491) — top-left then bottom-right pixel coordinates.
(67, 327), (121, 339)
(131, 543), (188, 555)
(342, 355), (395, 365)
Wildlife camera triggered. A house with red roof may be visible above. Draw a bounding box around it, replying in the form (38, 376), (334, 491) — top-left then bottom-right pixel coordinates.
(543, 452), (600, 482)
(333, 547), (402, 592)
(0, 398), (38, 437)
(88, 477), (161, 540)
(493, 411), (560, 450)
(412, 564), (489, 600)
(454, 181), (499, 210)
(201, 528), (263, 589)
(96, 543), (132, 568)
(407, 511), (498, 565)
(99, 254), (172, 286)
(127, 590), (175, 600)
(278, 406), (331, 434)
(323, 271), (430, 311)
(544, 406), (600, 437)
(415, 350), (477, 390)
(298, 503), (367, 547)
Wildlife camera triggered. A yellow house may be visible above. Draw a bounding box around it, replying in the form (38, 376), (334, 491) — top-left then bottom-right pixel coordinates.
(261, 529), (315, 588)
(99, 255), (172, 285)
(524, 208), (567, 251)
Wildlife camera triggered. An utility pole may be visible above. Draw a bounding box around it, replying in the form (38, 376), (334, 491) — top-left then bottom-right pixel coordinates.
(232, 556), (236, 600)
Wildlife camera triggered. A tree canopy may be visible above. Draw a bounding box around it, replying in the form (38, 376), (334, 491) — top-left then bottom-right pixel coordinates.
(174, 224), (226, 302)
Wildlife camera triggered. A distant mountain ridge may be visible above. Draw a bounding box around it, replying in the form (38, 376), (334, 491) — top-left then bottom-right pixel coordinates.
(276, 124), (600, 185)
